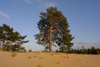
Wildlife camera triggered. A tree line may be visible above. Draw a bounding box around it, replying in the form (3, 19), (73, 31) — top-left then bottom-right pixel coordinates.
(58, 46), (100, 54)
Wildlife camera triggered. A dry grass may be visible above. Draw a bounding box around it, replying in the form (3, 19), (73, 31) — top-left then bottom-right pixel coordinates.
(50, 53), (55, 56)
(38, 65), (42, 67)
(66, 53), (68, 55)
(67, 56), (69, 58)
(28, 56), (31, 59)
(39, 57), (43, 59)
(64, 56), (69, 59)
(57, 62), (60, 64)
(11, 52), (17, 57)
(64, 56), (66, 59)
(33, 56), (37, 58)
(37, 52), (41, 54)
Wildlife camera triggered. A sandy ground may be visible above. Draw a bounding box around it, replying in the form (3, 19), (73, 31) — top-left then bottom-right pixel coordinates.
(0, 51), (100, 67)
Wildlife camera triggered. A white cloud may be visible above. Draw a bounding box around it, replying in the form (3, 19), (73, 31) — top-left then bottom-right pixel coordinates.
(44, 2), (57, 7)
(23, 0), (42, 4)
(73, 41), (89, 49)
(23, 0), (32, 4)
(0, 11), (9, 18)
(91, 43), (100, 48)
(73, 41), (100, 49)
(77, 41), (88, 45)
(94, 43), (100, 46)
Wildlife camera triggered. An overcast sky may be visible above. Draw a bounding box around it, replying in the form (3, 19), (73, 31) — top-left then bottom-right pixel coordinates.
(0, 0), (100, 51)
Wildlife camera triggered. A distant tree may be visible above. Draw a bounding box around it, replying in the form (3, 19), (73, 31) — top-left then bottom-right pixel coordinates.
(82, 46), (85, 54)
(0, 42), (2, 50)
(59, 45), (67, 52)
(28, 49), (32, 52)
(34, 7), (74, 52)
(90, 46), (97, 54)
(77, 48), (80, 54)
(97, 48), (100, 54)
(70, 49), (74, 53)
(0, 24), (29, 51)
(67, 46), (100, 54)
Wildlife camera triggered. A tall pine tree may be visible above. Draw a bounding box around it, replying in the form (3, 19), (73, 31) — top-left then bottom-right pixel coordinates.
(35, 7), (74, 52)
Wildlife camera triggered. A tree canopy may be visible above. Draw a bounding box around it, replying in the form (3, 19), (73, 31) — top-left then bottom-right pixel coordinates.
(35, 7), (74, 52)
(0, 24), (29, 51)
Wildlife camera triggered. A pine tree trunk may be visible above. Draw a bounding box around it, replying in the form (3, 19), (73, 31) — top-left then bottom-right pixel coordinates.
(2, 41), (4, 51)
(49, 25), (52, 52)
(4, 41), (15, 51)
(4, 44), (8, 51)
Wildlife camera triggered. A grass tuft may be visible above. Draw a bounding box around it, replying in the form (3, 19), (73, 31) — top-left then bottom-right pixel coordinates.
(33, 56), (37, 58)
(28, 56), (31, 59)
(57, 62), (60, 64)
(67, 56), (69, 58)
(39, 57), (43, 59)
(11, 52), (17, 57)
(38, 65), (42, 67)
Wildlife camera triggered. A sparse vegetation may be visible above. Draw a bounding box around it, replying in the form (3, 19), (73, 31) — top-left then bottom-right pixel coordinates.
(67, 56), (69, 58)
(39, 57), (43, 59)
(57, 62), (60, 64)
(28, 56), (31, 59)
(11, 52), (17, 57)
(33, 56), (37, 58)
(38, 65), (42, 67)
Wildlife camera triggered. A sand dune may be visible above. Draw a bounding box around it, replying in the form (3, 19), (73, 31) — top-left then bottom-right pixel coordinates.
(0, 51), (100, 67)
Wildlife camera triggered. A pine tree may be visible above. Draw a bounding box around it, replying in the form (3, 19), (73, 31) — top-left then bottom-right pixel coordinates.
(0, 24), (29, 51)
(35, 7), (74, 52)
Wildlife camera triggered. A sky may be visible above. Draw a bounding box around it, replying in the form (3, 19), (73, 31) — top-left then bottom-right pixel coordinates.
(0, 0), (100, 51)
